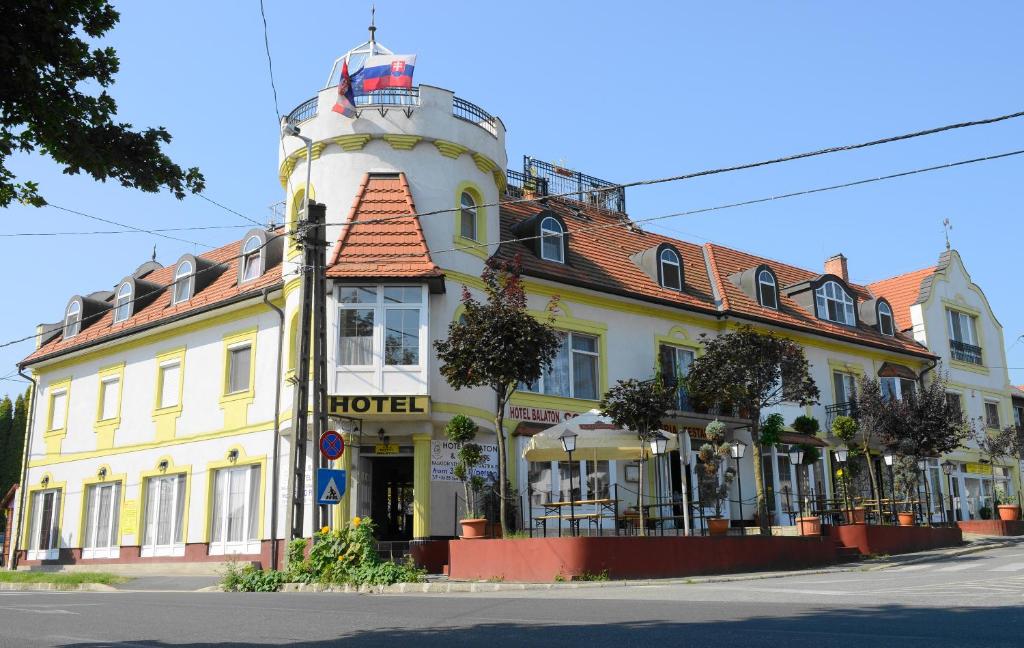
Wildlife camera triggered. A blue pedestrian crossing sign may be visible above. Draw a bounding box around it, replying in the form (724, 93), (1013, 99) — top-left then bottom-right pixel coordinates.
(317, 468), (346, 505)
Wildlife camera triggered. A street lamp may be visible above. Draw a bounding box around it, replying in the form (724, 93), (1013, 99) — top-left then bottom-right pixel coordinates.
(917, 458), (933, 526)
(788, 445), (806, 531)
(650, 432), (669, 535)
(883, 452), (898, 524)
(941, 460), (956, 525)
(833, 448), (851, 521)
(560, 430), (578, 536)
(729, 440), (747, 535)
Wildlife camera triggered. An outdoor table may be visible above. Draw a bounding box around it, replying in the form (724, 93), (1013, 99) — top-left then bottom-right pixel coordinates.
(535, 499), (618, 536)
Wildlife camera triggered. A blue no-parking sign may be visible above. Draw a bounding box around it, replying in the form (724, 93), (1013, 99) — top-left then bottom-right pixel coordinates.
(317, 468), (346, 505)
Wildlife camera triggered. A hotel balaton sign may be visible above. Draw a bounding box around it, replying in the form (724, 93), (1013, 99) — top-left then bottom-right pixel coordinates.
(327, 395), (430, 418)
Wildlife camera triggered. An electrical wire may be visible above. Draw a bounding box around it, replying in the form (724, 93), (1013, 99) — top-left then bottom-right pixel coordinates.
(0, 225), (250, 238)
(196, 193), (265, 227)
(45, 203), (213, 249)
(258, 0), (281, 123)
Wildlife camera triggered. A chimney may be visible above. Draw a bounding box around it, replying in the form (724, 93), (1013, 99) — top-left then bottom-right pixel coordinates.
(824, 253), (848, 282)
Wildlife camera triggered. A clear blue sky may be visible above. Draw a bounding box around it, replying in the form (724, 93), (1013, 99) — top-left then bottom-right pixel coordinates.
(3, 1), (1023, 400)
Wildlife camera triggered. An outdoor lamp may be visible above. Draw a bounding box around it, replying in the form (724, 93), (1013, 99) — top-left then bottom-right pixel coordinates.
(97, 467), (107, 480)
(650, 432), (669, 456)
(339, 418), (358, 433)
(883, 452), (895, 467)
(941, 460), (955, 476)
(157, 459), (169, 472)
(729, 439), (747, 459)
(227, 448), (239, 462)
(834, 448), (848, 463)
(788, 446), (805, 466)
(559, 429), (578, 453)
(917, 459), (926, 471)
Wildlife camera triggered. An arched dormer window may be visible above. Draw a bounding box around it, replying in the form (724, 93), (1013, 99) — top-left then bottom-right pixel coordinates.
(540, 216), (565, 263)
(113, 282), (133, 323)
(64, 300), (81, 339)
(240, 235), (262, 283)
(814, 280), (855, 326)
(459, 191), (477, 241)
(658, 246), (682, 290)
(173, 260), (194, 305)
(757, 268), (778, 309)
(877, 300), (895, 336)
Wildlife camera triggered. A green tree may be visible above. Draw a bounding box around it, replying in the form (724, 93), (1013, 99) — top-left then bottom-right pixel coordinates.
(1, 1), (203, 207)
(599, 376), (676, 533)
(434, 258), (562, 535)
(0, 396), (13, 510)
(696, 419), (735, 519)
(444, 415), (486, 519)
(685, 325), (820, 535)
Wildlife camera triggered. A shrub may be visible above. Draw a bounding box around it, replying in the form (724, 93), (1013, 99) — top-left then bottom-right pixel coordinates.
(221, 563), (286, 592)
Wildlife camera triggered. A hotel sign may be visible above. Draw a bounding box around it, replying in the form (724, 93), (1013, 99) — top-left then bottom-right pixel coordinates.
(327, 395), (430, 417)
(507, 405), (581, 425)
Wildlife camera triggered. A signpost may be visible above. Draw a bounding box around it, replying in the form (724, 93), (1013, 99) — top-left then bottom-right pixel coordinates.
(319, 430), (345, 461)
(317, 468), (347, 506)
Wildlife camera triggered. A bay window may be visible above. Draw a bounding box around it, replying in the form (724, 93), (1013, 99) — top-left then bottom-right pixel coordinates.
(337, 285), (425, 368)
(27, 488), (61, 560)
(210, 464), (261, 555)
(520, 331), (600, 400)
(83, 481), (121, 559)
(141, 473), (186, 557)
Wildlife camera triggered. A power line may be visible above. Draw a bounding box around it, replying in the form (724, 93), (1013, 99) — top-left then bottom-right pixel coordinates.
(46, 203), (213, 249)
(0, 225), (250, 238)
(196, 193), (265, 227)
(322, 108), (1024, 227)
(258, 0), (282, 123)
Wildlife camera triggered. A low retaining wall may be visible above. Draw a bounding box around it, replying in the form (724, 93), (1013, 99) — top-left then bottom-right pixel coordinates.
(410, 538), (450, 574)
(958, 520), (1024, 536)
(830, 524), (962, 556)
(448, 535), (837, 582)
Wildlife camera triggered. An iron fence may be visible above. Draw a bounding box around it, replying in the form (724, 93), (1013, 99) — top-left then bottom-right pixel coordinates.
(523, 156), (626, 213)
(452, 96), (498, 137)
(286, 97), (318, 123)
(950, 339), (983, 365)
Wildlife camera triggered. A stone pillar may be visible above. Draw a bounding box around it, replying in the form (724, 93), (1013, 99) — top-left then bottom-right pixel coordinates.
(412, 431), (432, 539)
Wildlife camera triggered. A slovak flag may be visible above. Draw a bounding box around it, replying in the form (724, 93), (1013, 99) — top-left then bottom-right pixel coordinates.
(332, 59), (357, 118)
(356, 54), (417, 93)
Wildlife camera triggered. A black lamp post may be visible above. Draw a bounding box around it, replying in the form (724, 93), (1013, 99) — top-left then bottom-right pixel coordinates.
(788, 445), (806, 531)
(834, 448), (851, 522)
(560, 429), (578, 536)
(883, 452), (897, 525)
(729, 440), (747, 535)
(918, 458), (933, 526)
(650, 432), (669, 535)
(941, 460), (956, 525)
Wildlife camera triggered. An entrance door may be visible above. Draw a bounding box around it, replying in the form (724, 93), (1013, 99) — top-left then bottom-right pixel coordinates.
(370, 458), (414, 540)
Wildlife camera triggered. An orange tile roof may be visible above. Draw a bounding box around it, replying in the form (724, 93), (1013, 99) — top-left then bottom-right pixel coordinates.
(327, 173), (442, 280)
(22, 232), (283, 367)
(867, 266), (936, 332)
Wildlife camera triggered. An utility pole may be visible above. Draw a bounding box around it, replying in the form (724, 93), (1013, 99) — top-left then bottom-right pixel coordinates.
(310, 200), (330, 529)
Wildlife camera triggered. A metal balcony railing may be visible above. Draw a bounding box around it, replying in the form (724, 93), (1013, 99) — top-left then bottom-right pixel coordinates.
(950, 339), (983, 365)
(286, 97), (318, 123)
(452, 96), (498, 137)
(826, 401), (857, 429)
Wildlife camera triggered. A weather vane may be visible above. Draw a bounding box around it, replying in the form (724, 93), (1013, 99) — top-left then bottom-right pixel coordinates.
(942, 218), (952, 251)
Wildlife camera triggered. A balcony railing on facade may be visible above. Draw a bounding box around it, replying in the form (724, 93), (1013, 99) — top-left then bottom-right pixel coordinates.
(825, 401), (857, 430)
(950, 339), (983, 365)
(284, 88), (499, 138)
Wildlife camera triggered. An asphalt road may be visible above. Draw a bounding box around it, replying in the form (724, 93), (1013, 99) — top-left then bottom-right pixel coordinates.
(3, 545), (1024, 648)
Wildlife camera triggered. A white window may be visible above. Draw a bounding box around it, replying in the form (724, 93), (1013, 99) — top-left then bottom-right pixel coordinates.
(881, 377), (915, 401)
(459, 191), (477, 241)
(815, 280), (855, 325)
(878, 302), (895, 336)
(240, 236), (262, 283)
(113, 282), (132, 323)
(173, 260), (194, 304)
(27, 488), (61, 560)
(1015, 405), (1023, 429)
(141, 474), (186, 557)
(337, 285), (424, 368)
(540, 216), (564, 263)
(659, 344), (694, 410)
(758, 269), (778, 309)
(227, 345), (252, 394)
(948, 309), (982, 364)
(64, 301), (81, 339)
(83, 482), (121, 559)
(521, 331), (599, 400)
(210, 465), (261, 555)
(158, 362), (181, 408)
(832, 371), (857, 405)
(528, 459), (611, 506)
(49, 390), (67, 430)
(659, 247), (682, 290)
(99, 377), (120, 421)
(985, 401), (1001, 429)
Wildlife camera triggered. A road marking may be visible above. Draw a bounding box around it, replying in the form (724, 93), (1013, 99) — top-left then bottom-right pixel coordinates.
(890, 564), (928, 572)
(935, 563), (975, 571)
(990, 562), (1024, 572)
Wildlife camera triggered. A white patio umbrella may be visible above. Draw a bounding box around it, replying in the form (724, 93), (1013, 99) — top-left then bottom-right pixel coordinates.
(522, 409), (678, 461)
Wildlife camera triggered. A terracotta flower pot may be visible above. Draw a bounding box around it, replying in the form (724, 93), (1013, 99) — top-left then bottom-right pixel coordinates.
(898, 512), (915, 526)
(707, 518), (730, 536)
(843, 507), (866, 524)
(997, 505), (1021, 521)
(797, 516), (821, 536)
(459, 518), (489, 539)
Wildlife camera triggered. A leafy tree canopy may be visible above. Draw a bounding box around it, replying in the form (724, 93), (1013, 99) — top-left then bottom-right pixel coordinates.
(0, 1), (204, 207)
(599, 377), (676, 441)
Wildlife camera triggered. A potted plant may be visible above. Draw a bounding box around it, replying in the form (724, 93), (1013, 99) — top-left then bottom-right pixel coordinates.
(697, 420), (736, 536)
(892, 455), (918, 526)
(831, 415), (866, 523)
(791, 416), (822, 536)
(995, 488), (1021, 521)
(445, 414), (488, 539)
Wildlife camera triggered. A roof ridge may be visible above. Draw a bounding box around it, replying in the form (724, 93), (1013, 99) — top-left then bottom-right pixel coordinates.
(866, 265), (937, 289)
(329, 174), (372, 266)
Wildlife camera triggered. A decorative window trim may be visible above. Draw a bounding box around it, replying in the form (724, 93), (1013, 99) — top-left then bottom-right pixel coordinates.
(539, 215), (566, 263)
(23, 477), (67, 560)
(657, 244), (683, 291)
(877, 300), (895, 336)
(453, 182), (488, 258)
(113, 282), (133, 323)
(517, 313), (607, 402)
(336, 284), (427, 371)
(756, 266), (779, 309)
(172, 259), (195, 305)
(220, 329), (258, 429)
(814, 279), (857, 326)
(79, 469), (127, 559)
(138, 459), (192, 558)
(64, 299), (82, 339)
(202, 448), (266, 554)
(94, 363), (125, 450)
(152, 347), (186, 442)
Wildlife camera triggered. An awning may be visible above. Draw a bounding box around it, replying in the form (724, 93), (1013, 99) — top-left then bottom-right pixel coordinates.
(777, 432), (828, 448)
(877, 362), (917, 380)
(523, 410), (679, 461)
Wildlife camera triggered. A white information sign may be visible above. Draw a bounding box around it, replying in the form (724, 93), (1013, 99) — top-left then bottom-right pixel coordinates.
(431, 440), (499, 482)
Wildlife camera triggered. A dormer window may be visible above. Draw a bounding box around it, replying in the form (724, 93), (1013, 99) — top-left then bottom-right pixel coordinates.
(814, 280), (855, 325)
(540, 216), (565, 263)
(113, 282), (133, 323)
(659, 247), (682, 290)
(460, 191), (477, 241)
(173, 260), (194, 304)
(877, 301), (895, 336)
(757, 268), (778, 309)
(240, 236), (262, 283)
(64, 301), (81, 339)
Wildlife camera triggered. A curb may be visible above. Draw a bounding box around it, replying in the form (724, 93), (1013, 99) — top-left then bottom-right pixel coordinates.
(0, 582), (118, 592)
